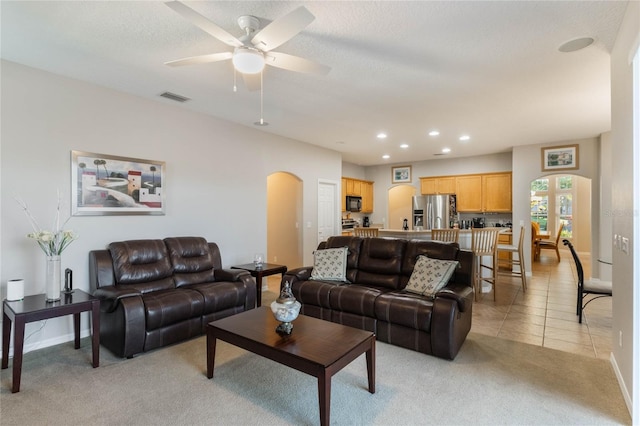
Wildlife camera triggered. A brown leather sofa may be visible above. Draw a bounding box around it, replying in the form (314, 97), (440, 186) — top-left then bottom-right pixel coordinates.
(284, 236), (473, 360)
(89, 236), (255, 358)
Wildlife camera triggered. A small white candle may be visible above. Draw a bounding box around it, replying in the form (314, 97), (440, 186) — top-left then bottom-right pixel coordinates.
(7, 279), (24, 301)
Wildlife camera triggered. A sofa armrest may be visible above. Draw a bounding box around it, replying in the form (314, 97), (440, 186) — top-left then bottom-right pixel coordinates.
(93, 286), (142, 313)
(283, 266), (313, 282)
(435, 283), (474, 313)
(215, 268), (250, 282)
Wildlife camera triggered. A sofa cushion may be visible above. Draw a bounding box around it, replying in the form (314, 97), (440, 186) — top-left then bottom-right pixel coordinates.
(143, 288), (204, 331)
(375, 291), (433, 331)
(164, 237), (215, 287)
(311, 247), (349, 282)
(109, 239), (174, 293)
(323, 236), (364, 283)
(329, 284), (387, 317)
(356, 238), (406, 290)
(186, 281), (248, 314)
(405, 255), (459, 297)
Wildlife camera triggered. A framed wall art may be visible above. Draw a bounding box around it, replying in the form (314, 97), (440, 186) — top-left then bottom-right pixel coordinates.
(541, 144), (579, 172)
(71, 150), (165, 216)
(391, 165), (412, 183)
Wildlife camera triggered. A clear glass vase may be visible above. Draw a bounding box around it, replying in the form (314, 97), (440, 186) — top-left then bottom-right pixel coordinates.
(45, 255), (61, 302)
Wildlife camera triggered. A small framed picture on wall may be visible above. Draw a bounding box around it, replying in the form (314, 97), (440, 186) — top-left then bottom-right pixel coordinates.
(391, 165), (412, 183)
(541, 144), (579, 171)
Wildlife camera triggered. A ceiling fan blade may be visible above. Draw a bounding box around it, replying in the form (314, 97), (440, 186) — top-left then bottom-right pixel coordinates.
(251, 6), (315, 52)
(241, 72), (261, 91)
(165, 52), (233, 67)
(165, 1), (243, 48)
(265, 51), (331, 75)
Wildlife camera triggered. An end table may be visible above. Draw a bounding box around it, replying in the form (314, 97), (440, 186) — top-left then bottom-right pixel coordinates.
(231, 263), (287, 307)
(2, 289), (100, 393)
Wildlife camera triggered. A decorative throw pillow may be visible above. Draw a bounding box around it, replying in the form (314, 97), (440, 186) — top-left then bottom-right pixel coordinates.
(405, 255), (459, 297)
(310, 247), (349, 282)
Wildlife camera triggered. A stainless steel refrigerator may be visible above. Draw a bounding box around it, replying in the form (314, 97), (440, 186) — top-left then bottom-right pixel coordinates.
(412, 195), (456, 230)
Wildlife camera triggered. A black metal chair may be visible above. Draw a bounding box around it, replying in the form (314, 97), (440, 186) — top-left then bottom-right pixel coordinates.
(562, 239), (612, 323)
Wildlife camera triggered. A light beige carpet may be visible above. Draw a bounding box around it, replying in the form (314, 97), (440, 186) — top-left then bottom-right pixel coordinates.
(0, 330), (631, 425)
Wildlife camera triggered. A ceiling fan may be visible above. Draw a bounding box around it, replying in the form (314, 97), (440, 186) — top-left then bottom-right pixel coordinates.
(164, 1), (331, 91)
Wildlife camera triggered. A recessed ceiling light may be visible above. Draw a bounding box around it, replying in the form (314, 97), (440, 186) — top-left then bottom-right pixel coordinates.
(558, 37), (594, 53)
(459, 135), (470, 141)
(428, 130), (440, 136)
(377, 132), (388, 139)
(400, 143), (409, 149)
(442, 148), (451, 153)
(382, 154), (390, 159)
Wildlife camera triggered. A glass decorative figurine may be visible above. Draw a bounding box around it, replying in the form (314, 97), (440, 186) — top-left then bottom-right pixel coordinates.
(270, 281), (301, 335)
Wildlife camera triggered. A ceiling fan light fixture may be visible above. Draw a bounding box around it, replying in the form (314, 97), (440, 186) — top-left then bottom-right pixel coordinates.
(233, 47), (265, 74)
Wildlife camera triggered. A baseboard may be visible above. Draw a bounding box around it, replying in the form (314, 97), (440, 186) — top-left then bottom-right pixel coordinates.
(610, 351), (633, 418)
(0, 328), (91, 359)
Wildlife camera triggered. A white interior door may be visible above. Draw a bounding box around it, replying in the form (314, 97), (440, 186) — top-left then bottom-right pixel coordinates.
(318, 180), (338, 245)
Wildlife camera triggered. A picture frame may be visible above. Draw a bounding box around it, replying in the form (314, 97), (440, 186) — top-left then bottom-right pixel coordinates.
(541, 144), (579, 172)
(71, 150), (165, 216)
(391, 165), (412, 183)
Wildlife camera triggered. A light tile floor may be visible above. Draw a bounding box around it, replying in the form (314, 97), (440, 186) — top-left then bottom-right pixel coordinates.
(265, 246), (613, 359)
(472, 247), (613, 359)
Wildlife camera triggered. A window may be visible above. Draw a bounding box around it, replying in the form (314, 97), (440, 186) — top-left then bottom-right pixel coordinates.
(556, 176), (573, 239)
(531, 175), (574, 239)
(531, 179), (549, 231)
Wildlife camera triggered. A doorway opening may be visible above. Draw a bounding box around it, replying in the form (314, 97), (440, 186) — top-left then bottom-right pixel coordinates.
(387, 184), (416, 230)
(530, 173), (591, 255)
(267, 172), (303, 269)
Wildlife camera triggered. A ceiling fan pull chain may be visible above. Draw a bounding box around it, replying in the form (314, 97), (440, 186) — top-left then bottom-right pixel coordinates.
(259, 71), (265, 125)
(233, 68), (238, 92)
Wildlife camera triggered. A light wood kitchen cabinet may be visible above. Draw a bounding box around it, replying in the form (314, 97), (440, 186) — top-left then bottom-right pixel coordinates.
(345, 179), (361, 196)
(482, 173), (512, 212)
(342, 177), (374, 213)
(455, 172), (512, 213)
(420, 176), (456, 194)
(361, 181), (374, 213)
(455, 174), (483, 212)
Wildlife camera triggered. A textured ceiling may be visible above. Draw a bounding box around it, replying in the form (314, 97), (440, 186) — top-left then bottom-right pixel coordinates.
(0, 1), (629, 166)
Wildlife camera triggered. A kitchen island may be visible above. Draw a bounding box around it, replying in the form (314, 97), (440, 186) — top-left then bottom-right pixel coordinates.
(378, 229), (472, 250)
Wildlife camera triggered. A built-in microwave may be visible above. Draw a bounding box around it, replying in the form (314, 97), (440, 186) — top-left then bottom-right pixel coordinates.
(346, 196), (362, 212)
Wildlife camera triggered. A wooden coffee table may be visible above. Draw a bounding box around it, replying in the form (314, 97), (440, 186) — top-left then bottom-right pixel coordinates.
(207, 307), (375, 426)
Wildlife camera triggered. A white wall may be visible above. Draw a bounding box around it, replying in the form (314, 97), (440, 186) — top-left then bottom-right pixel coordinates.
(0, 60), (342, 351)
(512, 137), (603, 276)
(609, 0), (639, 418)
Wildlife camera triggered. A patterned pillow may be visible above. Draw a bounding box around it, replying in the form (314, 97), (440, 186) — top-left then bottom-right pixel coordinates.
(405, 255), (459, 297)
(310, 247), (349, 282)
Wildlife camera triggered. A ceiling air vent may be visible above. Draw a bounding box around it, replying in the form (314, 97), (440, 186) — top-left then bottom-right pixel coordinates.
(159, 92), (190, 103)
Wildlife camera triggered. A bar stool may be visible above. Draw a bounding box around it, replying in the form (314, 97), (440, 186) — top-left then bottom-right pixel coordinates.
(497, 226), (527, 293)
(430, 228), (459, 243)
(471, 227), (502, 301)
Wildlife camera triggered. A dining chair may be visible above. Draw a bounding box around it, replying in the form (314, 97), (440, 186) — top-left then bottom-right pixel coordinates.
(563, 239), (612, 323)
(354, 227), (379, 237)
(537, 223), (564, 262)
(497, 225), (527, 293)
(430, 228), (459, 243)
(470, 227), (502, 301)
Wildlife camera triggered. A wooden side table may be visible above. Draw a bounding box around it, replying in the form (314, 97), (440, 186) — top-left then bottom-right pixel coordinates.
(2, 289), (100, 393)
(231, 263), (287, 307)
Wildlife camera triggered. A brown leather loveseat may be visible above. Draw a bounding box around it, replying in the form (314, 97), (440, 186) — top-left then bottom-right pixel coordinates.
(89, 236), (255, 358)
(283, 236), (473, 360)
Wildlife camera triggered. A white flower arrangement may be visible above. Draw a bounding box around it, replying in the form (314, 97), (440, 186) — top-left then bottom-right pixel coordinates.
(16, 191), (78, 256)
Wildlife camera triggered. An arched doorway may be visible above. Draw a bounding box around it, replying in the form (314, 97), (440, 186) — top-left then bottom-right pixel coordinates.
(387, 184), (416, 229)
(267, 172), (303, 269)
